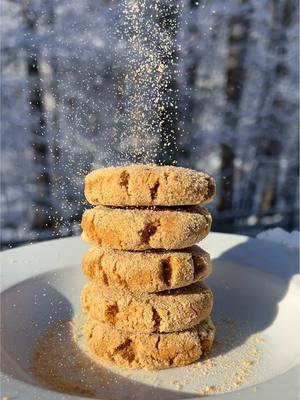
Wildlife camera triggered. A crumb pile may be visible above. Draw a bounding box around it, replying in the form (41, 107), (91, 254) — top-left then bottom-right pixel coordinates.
(80, 163), (216, 369)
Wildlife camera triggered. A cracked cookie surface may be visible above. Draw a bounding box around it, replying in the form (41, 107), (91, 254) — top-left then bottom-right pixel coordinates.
(81, 205), (212, 250)
(82, 245), (212, 292)
(84, 164), (216, 207)
(81, 281), (213, 333)
(84, 317), (215, 370)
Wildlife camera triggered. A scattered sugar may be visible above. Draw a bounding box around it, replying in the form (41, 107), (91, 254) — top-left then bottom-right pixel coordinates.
(182, 317), (264, 394)
(31, 314), (264, 397)
(199, 385), (217, 395)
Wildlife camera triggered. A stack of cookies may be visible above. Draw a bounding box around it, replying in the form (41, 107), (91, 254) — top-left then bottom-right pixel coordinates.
(80, 164), (216, 370)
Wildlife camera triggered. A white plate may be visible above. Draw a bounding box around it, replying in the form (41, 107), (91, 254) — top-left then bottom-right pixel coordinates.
(1, 233), (299, 400)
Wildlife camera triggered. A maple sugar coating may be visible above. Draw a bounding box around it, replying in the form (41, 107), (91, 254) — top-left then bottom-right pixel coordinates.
(84, 164), (216, 206)
(84, 317), (215, 370)
(82, 245), (212, 292)
(81, 205), (212, 250)
(81, 281), (213, 334)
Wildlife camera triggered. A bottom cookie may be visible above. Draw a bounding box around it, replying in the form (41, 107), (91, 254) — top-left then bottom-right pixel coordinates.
(84, 317), (215, 370)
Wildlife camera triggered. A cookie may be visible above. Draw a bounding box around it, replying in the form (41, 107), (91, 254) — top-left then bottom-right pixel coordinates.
(82, 245), (212, 292)
(81, 206), (212, 250)
(84, 164), (216, 206)
(81, 281), (213, 333)
(84, 317), (215, 370)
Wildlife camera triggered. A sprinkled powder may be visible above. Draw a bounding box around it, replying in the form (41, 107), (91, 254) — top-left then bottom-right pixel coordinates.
(31, 314), (265, 397)
(109, 0), (183, 165)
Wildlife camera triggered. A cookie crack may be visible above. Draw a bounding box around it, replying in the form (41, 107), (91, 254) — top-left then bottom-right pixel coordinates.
(150, 179), (160, 200)
(116, 272), (128, 289)
(152, 307), (161, 331)
(155, 336), (161, 351)
(95, 252), (105, 276)
(205, 176), (216, 200)
(102, 271), (108, 286)
(114, 339), (135, 363)
(192, 255), (205, 279)
(115, 338), (132, 352)
(91, 212), (102, 245)
(139, 221), (160, 245)
(105, 302), (119, 324)
(119, 171), (130, 196)
(161, 257), (172, 287)
(163, 172), (169, 184)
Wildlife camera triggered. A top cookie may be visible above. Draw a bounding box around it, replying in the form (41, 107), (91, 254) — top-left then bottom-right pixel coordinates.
(84, 164), (216, 206)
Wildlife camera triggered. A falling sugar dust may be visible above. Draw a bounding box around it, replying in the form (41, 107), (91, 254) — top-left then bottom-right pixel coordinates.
(109, 0), (184, 165)
(43, 0), (186, 237)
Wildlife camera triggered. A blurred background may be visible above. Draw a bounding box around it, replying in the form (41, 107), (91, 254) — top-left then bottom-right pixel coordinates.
(1, 0), (299, 249)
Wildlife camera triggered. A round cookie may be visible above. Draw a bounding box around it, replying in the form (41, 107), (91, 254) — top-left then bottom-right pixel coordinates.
(81, 281), (213, 333)
(82, 245), (212, 292)
(81, 206), (212, 250)
(84, 317), (215, 370)
(84, 164), (216, 207)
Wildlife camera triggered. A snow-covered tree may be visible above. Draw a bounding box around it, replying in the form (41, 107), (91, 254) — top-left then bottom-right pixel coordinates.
(1, 0), (298, 246)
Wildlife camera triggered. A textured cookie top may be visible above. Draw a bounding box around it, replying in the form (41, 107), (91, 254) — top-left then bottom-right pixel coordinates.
(81, 205), (212, 250)
(81, 281), (213, 333)
(84, 164), (216, 206)
(84, 317), (215, 370)
(82, 245), (212, 292)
